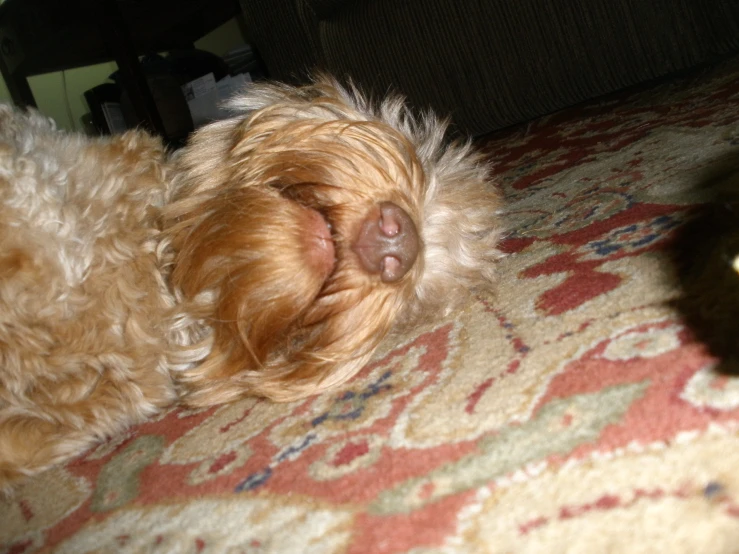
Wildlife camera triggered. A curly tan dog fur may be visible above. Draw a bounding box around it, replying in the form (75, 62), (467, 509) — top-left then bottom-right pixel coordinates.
(0, 78), (502, 489)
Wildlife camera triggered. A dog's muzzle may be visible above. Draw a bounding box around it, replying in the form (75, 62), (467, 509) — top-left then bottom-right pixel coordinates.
(352, 202), (419, 282)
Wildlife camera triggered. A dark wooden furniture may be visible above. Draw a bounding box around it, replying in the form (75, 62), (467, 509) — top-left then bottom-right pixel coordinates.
(0, 0), (241, 136)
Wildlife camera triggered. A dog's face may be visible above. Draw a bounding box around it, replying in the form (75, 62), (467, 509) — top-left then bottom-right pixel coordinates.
(165, 78), (502, 405)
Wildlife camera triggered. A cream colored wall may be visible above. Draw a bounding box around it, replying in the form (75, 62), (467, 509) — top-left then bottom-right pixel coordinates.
(0, 18), (246, 131)
(28, 63), (119, 131)
(0, 76), (9, 102)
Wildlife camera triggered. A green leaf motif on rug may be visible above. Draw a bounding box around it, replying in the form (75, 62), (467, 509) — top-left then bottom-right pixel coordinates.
(90, 434), (165, 513)
(370, 381), (648, 515)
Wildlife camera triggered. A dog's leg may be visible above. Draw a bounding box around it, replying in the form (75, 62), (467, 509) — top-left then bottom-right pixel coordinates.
(0, 335), (176, 491)
(0, 365), (174, 491)
(0, 415), (92, 490)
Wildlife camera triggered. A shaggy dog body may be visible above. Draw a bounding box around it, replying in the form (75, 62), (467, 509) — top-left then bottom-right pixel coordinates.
(0, 106), (182, 486)
(0, 79), (501, 488)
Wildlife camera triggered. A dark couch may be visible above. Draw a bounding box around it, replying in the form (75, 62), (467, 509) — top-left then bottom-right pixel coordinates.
(239, 0), (739, 136)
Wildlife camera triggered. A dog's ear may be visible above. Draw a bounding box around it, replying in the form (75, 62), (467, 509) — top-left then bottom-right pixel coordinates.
(167, 185), (331, 403)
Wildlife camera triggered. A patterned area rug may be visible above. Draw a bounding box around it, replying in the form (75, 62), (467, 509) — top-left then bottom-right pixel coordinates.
(4, 58), (739, 553)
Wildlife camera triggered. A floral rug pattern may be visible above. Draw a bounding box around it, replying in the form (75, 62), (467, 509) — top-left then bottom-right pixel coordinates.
(3, 59), (739, 553)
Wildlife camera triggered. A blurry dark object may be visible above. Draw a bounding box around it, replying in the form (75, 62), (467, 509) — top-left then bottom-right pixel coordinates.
(160, 50), (231, 83)
(222, 44), (267, 79)
(121, 73), (193, 145)
(84, 83), (124, 135)
(672, 173), (739, 368)
(79, 112), (96, 135)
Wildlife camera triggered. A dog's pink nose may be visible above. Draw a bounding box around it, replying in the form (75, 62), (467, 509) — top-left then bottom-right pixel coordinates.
(353, 202), (419, 282)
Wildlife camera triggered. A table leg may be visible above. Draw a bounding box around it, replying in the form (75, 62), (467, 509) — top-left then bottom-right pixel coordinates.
(0, 41), (35, 108)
